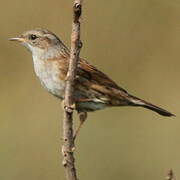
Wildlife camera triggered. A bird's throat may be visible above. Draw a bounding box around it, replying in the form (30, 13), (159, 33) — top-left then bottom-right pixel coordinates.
(32, 49), (66, 99)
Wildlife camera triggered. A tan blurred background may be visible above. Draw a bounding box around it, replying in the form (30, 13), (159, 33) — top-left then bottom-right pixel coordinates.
(1, 0), (180, 179)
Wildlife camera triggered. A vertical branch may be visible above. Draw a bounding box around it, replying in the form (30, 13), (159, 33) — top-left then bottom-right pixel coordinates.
(62, 1), (82, 180)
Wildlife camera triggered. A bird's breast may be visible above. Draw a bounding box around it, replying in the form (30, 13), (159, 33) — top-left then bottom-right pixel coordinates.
(32, 56), (65, 99)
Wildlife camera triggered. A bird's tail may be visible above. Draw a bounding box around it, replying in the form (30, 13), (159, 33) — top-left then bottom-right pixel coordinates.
(128, 94), (175, 117)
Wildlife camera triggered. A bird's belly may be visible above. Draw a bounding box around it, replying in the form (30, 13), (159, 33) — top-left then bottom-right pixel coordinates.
(76, 101), (107, 112)
(40, 75), (65, 99)
(33, 58), (65, 99)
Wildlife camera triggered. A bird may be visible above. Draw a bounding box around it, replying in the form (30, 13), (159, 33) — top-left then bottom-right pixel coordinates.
(9, 29), (174, 137)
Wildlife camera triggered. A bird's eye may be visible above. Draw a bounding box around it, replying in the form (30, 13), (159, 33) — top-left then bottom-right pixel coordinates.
(29, 34), (38, 40)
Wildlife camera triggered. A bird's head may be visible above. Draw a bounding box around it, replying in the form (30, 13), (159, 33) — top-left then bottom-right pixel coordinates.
(9, 29), (63, 55)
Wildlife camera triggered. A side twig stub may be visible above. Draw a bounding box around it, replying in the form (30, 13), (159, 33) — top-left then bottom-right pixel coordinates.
(166, 169), (176, 180)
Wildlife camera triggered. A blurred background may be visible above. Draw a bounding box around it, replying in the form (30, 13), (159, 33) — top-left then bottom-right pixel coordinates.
(1, 0), (180, 179)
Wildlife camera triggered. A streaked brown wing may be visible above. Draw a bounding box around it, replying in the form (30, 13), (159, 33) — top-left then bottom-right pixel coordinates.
(78, 58), (127, 93)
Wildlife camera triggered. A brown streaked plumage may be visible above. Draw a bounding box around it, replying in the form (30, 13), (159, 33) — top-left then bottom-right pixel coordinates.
(9, 29), (175, 123)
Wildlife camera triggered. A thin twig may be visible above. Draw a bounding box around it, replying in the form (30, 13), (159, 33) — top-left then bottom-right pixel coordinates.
(166, 169), (176, 180)
(62, 1), (82, 180)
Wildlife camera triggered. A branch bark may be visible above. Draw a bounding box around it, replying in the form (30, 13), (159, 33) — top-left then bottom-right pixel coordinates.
(62, 1), (82, 180)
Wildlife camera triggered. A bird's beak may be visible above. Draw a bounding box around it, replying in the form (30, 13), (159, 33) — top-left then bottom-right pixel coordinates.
(8, 37), (25, 42)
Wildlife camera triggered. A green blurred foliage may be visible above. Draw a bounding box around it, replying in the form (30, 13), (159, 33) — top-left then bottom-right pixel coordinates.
(0, 0), (180, 180)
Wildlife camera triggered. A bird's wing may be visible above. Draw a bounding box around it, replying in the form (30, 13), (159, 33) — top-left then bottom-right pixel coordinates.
(77, 58), (128, 94)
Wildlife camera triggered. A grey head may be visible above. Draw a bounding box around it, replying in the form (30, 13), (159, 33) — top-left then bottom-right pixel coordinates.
(9, 28), (69, 58)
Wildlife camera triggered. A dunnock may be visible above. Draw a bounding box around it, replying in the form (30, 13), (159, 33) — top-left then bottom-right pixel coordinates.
(9, 29), (174, 135)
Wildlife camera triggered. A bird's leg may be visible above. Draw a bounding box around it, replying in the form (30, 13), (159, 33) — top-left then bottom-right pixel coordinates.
(73, 111), (87, 140)
(61, 100), (76, 113)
